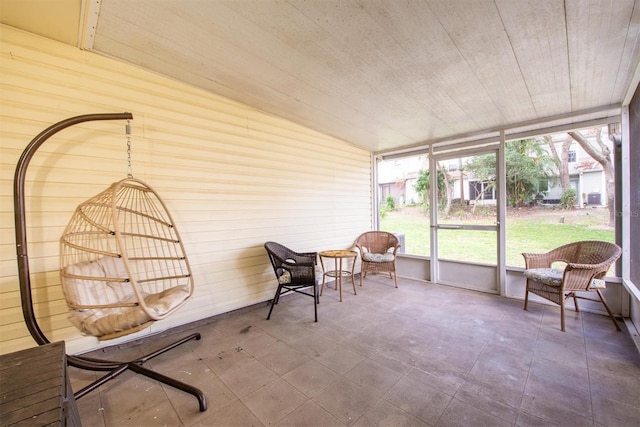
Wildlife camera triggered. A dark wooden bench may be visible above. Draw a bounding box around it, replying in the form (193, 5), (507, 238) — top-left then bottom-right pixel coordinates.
(0, 341), (81, 426)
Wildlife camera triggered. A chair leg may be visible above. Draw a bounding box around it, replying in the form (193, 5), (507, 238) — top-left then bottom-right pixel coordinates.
(320, 273), (326, 296)
(560, 302), (566, 332)
(313, 283), (318, 322)
(568, 292), (580, 312)
(523, 284), (529, 310)
(392, 271), (398, 288)
(267, 284), (283, 320)
(596, 289), (622, 331)
(274, 286), (282, 305)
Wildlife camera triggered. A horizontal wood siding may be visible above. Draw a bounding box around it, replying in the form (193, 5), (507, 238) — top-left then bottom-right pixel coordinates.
(0, 26), (372, 355)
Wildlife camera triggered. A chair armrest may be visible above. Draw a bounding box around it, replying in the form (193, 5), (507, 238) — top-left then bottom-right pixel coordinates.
(284, 252), (317, 266)
(298, 252), (318, 264)
(566, 262), (608, 272)
(562, 254), (618, 290)
(562, 265), (601, 291)
(522, 252), (554, 269)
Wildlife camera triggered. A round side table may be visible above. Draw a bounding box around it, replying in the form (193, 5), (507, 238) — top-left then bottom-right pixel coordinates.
(319, 250), (358, 302)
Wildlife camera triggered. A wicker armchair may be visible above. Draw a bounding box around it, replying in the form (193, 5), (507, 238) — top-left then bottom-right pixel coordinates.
(355, 231), (401, 288)
(522, 240), (622, 332)
(264, 242), (318, 322)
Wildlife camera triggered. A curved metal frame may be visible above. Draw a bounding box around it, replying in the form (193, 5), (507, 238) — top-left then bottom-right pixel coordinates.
(13, 113), (207, 411)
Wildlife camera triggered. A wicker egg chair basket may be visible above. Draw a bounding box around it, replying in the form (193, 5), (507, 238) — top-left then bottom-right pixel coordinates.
(60, 177), (194, 340)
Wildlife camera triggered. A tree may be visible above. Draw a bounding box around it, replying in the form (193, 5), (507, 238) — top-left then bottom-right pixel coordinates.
(507, 139), (555, 206)
(464, 139), (554, 207)
(567, 128), (615, 227)
(545, 135), (572, 193)
(414, 168), (446, 208)
(437, 161), (453, 216)
(463, 153), (496, 211)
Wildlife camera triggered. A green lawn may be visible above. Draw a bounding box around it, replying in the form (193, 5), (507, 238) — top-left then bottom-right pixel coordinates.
(380, 206), (614, 268)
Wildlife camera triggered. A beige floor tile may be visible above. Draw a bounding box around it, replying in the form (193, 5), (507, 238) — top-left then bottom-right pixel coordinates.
(343, 358), (404, 397)
(242, 378), (308, 425)
(592, 395), (640, 427)
(383, 374), (452, 425)
(454, 376), (522, 414)
(402, 365), (465, 398)
(467, 357), (528, 393)
(452, 378), (520, 424)
(198, 343), (255, 376)
(435, 398), (512, 427)
(255, 340), (312, 376)
(515, 410), (562, 426)
(291, 333), (340, 358)
(188, 400), (264, 427)
(276, 400), (345, 427)
(240, 330), (286, 358)
(476, 341), (535, 373)
(589, 369), (640, 407)
(313, 377), (378, 425)
(419, 337), (486, 373)
(528, 353), (590, 390)
(257, 319), (315, 344)
(282, 359), (340, 397)
(111, 400), (184, 427)
(160, 364), (237, 424)
(366, 351), (410, 377)
(218, 359), (279, 398)
(315, 344), (365, 375)
(519, 394), (594, 427)
(97, 371), (173, 425)
(353, 399), (429, 427)
(74, 392), (105, 427)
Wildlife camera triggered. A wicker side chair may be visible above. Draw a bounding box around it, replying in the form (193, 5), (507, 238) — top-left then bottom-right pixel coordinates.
(522, 240), (622, 332)
(355, 231), (401, 288)
(264, 241), (318, 322)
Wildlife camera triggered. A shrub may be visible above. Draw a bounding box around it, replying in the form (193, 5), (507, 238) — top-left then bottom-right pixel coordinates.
(560, 188), (577, 209)
(385, 195), (396, 210)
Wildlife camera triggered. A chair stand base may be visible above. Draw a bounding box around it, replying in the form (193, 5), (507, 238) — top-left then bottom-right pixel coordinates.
(68, 332), (207, 412)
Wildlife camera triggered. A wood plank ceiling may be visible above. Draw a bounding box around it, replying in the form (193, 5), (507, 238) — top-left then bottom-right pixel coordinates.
(3, 0), (640, 153)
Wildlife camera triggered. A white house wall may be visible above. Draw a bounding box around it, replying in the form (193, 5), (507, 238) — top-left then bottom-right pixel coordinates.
(0, 26), (372, 355)
(582, 171), (606, 205)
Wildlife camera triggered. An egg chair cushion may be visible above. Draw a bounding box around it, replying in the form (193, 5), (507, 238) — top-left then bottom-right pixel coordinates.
(63, 257), (189, 337)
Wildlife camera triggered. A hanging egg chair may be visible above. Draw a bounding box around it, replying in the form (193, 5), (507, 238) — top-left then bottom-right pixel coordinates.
(60, 177), (194, 340)
(14, 113), (207, 411)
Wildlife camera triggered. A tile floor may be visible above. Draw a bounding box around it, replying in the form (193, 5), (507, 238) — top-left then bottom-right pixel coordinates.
(69, 276), (640, 426)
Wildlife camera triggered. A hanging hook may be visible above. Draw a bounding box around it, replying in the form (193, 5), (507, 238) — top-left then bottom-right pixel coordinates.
(126, 119), (133, 177)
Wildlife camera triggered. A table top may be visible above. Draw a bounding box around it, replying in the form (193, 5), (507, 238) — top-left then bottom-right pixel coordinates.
(320, 249), (357, 258)
(0, 341), (80, 426)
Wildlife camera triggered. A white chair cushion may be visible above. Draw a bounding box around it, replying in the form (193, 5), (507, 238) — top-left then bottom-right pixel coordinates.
(64, 257), (189, 337)
(363, 252), (395, 263)
(523, 268), (563, 287)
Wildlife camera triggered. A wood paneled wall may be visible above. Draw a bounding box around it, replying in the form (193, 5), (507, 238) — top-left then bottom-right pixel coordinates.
(0, 26), (372, 355)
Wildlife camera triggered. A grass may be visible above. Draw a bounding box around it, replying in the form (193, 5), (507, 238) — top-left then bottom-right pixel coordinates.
(380, 205), (614, 268)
